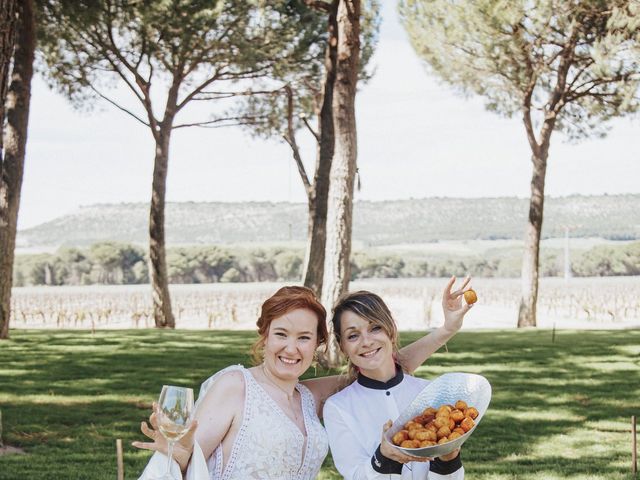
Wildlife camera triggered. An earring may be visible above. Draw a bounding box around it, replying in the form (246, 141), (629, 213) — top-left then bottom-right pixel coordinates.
(312, 351), (319, 376)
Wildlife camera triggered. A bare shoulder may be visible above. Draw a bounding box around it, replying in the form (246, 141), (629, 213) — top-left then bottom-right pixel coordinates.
(301, 374), (348, 396)
(200, 369), (246, 406)
(194, 369), (246, 452)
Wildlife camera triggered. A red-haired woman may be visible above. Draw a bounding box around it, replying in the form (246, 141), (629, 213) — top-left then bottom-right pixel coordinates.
(134, 282), (470, 479)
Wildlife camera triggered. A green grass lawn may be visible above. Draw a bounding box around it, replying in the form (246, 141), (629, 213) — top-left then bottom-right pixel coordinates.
(0, 329), (638, 479)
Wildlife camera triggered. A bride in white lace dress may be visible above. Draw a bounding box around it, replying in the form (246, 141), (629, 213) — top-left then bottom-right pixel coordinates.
(134, 283), (468, 479)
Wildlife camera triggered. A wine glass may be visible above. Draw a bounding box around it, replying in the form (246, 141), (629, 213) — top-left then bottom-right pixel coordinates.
(154, 385), (194, 479)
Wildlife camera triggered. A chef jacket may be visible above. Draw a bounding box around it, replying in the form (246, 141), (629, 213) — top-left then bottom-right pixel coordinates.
(323, 368), (464, 480)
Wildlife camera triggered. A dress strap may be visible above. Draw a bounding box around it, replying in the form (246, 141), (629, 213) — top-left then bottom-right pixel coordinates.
(295, 382), (317, 416)
(194, 364), (244, 413)
(294, 382), (315, 476)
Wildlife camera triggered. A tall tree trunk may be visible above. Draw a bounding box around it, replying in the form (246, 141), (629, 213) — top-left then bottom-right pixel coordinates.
(518, 148), (549, 328)
(149, 126), (175, 328)
(0, 0), (17, 128)
(320, 0), (360, 367)
(0, 0), (34, 340)
(302, 0), (338, 298)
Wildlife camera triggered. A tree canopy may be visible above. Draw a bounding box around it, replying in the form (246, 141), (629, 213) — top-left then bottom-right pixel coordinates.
(37, 0), (326, 129)
(229, 0), (380, 140)
(400, 0), (640, 327)
(400, 0), (640, 140)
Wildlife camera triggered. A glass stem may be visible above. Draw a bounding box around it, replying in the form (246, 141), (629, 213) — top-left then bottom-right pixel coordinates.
(166, 440), (175, 477)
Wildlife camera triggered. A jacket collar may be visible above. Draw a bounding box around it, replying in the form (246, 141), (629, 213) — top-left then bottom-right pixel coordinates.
(357, 364), (404, 390)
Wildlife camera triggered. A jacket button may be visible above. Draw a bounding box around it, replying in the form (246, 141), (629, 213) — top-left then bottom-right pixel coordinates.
(386, 391), (390, 396)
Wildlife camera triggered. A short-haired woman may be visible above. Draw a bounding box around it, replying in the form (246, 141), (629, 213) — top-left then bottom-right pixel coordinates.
(323, 279), (472, 479)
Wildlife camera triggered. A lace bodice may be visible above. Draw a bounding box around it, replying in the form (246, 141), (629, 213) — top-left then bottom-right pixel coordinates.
(202, 365), (329, 480)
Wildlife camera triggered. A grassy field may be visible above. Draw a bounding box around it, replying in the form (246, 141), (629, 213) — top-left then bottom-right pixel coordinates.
(0, 329), (638, 479)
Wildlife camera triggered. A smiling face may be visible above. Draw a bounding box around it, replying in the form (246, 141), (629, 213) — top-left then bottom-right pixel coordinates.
(338, 309), (396, 378)
(263, 308), (319, 381)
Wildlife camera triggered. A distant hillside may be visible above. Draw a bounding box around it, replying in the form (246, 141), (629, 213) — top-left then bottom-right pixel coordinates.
(17, 194), (640, 248)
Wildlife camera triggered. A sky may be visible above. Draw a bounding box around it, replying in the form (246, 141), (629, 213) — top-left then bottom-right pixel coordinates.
(19, 1), (640, 230)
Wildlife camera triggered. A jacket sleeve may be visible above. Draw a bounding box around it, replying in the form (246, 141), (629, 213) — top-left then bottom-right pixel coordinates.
(324, 399), (465, 480)
(323, 399), (405, 480)
(429, 454), (465, 479)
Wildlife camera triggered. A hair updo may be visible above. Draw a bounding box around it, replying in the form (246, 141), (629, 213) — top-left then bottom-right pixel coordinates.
(251, 286), (328, 364)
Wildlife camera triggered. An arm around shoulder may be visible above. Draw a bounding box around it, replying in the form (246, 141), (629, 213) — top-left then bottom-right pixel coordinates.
(301, 374), (349, 418)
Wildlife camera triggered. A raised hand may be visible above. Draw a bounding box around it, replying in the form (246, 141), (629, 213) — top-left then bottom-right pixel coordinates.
(441, 276), (473, 333)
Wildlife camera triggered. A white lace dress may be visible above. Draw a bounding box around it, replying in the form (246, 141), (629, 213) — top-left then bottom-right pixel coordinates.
(137, 365), (328, 480)
(205, 365), (329, 480)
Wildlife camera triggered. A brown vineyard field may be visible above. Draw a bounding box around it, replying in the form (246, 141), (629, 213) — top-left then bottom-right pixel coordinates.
(10, 277), (640, 330)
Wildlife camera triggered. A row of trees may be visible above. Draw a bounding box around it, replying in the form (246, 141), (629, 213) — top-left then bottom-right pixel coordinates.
(14, 241), (640, 287)
(2, 0), (639, 342)
(13, 244), (305, 286)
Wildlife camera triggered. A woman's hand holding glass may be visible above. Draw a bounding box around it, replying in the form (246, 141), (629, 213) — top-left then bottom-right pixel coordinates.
(133, 386), (198, 477)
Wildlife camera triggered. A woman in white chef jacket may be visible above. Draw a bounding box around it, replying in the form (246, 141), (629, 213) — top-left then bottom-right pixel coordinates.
(323, 279), (472, 479)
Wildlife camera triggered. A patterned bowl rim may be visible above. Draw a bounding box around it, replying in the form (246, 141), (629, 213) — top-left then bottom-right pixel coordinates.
(385, 372), (492, 458)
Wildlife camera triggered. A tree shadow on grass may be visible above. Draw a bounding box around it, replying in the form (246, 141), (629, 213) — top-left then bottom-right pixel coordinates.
(0, 397), (158, 479)
(0, 330), (261, 479)
(1, 330), (255, 397)
(404, 329), (640, 479)
(1, 329), (638, 479)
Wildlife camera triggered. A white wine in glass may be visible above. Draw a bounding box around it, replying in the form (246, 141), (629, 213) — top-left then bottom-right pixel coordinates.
(158, 422), (191, 442)
(154, 385), (194, 480)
